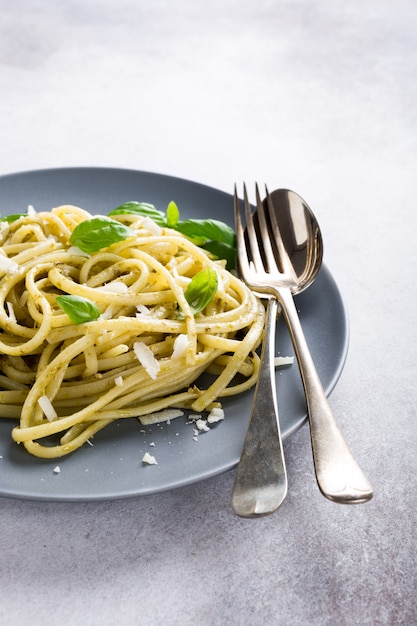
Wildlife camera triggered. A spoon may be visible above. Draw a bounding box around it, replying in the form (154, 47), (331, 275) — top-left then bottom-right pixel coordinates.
(262, 188), (373, 504)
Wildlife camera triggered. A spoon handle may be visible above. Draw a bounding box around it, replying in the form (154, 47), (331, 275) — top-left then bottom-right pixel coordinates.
(278, 287), (373, 504)
(231, 298), (288, 517)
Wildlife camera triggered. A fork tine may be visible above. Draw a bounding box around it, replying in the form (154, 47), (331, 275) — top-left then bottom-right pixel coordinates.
(243, 183), (264, 273)
(255, 183), (279, 274)
(264, 186), (293, 276)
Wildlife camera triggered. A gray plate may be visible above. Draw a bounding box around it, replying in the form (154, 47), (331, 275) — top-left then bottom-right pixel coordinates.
(0, 168), (349, 501)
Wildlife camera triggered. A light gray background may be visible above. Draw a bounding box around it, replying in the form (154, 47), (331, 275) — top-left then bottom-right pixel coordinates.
(1, 1), (416, 625)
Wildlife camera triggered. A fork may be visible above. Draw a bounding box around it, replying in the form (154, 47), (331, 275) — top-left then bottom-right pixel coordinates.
(230, 185), (288, 517)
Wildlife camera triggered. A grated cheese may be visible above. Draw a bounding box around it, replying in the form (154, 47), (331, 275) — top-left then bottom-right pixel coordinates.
(207, 407), (224, 424)
(142, 452), (158, 465)
(97, 282), (129, 294)
(0, 255), (18, 275)
(172, 334), (189, 359)
(134, 341), (160, 380)
(136, 304), (151, 316)
(53, 466), (61, 474)
(114, 376), (124, 387)
(139, 408), (184, 425)
(274, 356), (294, 367)
(67, 246), (90, 257)
(142, 217), (162, 236)
(38, 395), (58, 422)
(188, 413), (201, 421)
(196, 418), (210, 432)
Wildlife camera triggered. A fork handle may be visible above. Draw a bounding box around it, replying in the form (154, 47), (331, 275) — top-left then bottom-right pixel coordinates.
(231, 298), (288, 517)
(277, 287), (373, 504)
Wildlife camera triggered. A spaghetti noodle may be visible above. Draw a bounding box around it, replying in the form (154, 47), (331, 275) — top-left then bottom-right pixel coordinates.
(0, 204), (264, 458)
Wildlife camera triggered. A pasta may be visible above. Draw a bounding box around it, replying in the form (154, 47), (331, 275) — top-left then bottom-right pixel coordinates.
(0, 204), (265, 458)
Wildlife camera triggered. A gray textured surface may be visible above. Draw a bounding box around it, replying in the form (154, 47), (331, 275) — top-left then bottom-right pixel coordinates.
(1, 1), (416, 624)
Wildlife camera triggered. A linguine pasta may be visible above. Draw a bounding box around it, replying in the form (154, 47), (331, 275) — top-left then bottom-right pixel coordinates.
(0, 204), (265, 458)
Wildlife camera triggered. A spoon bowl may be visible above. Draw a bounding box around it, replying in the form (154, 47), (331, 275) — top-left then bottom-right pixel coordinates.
(263, 188), (323, 293)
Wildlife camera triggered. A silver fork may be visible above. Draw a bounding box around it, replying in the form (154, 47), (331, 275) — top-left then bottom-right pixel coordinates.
(231, 185), (288, 517)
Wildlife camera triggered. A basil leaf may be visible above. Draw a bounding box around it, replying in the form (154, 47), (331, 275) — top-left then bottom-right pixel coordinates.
(184, 267), (218, 315)
(109, 200), (237, 268)
(1, 213), (26, 223)
(166, 201), (179, 228)
(175, 219), (236, 247)
(202, 240), (236, 271)
(56, 295), (101, 325)
(70, 217), (135, 254)
(108, 202), (166, 226)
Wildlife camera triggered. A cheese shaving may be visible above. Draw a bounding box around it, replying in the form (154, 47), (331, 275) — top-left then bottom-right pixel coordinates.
(133, 341), (160, 379)
(37, 395), (58, 421)
(0, 255), (18, 275)
(142, 452), (158, 465)
(136, 304), (151, 316)
(139, 408), (184, 425)
(142, 217), (162, 236)
(207, 407), (224, 423)
(97, 282), (129, 294)
(172, 334), (189, 359)
(67, 246), (90, 257)
(274, 356), (294, 367)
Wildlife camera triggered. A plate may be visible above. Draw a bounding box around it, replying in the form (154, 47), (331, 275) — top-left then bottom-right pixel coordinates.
(0, 167), (349, 501)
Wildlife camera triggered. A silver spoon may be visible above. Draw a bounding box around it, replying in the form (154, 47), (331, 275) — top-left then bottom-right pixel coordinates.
(262, 188), (373, 504)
